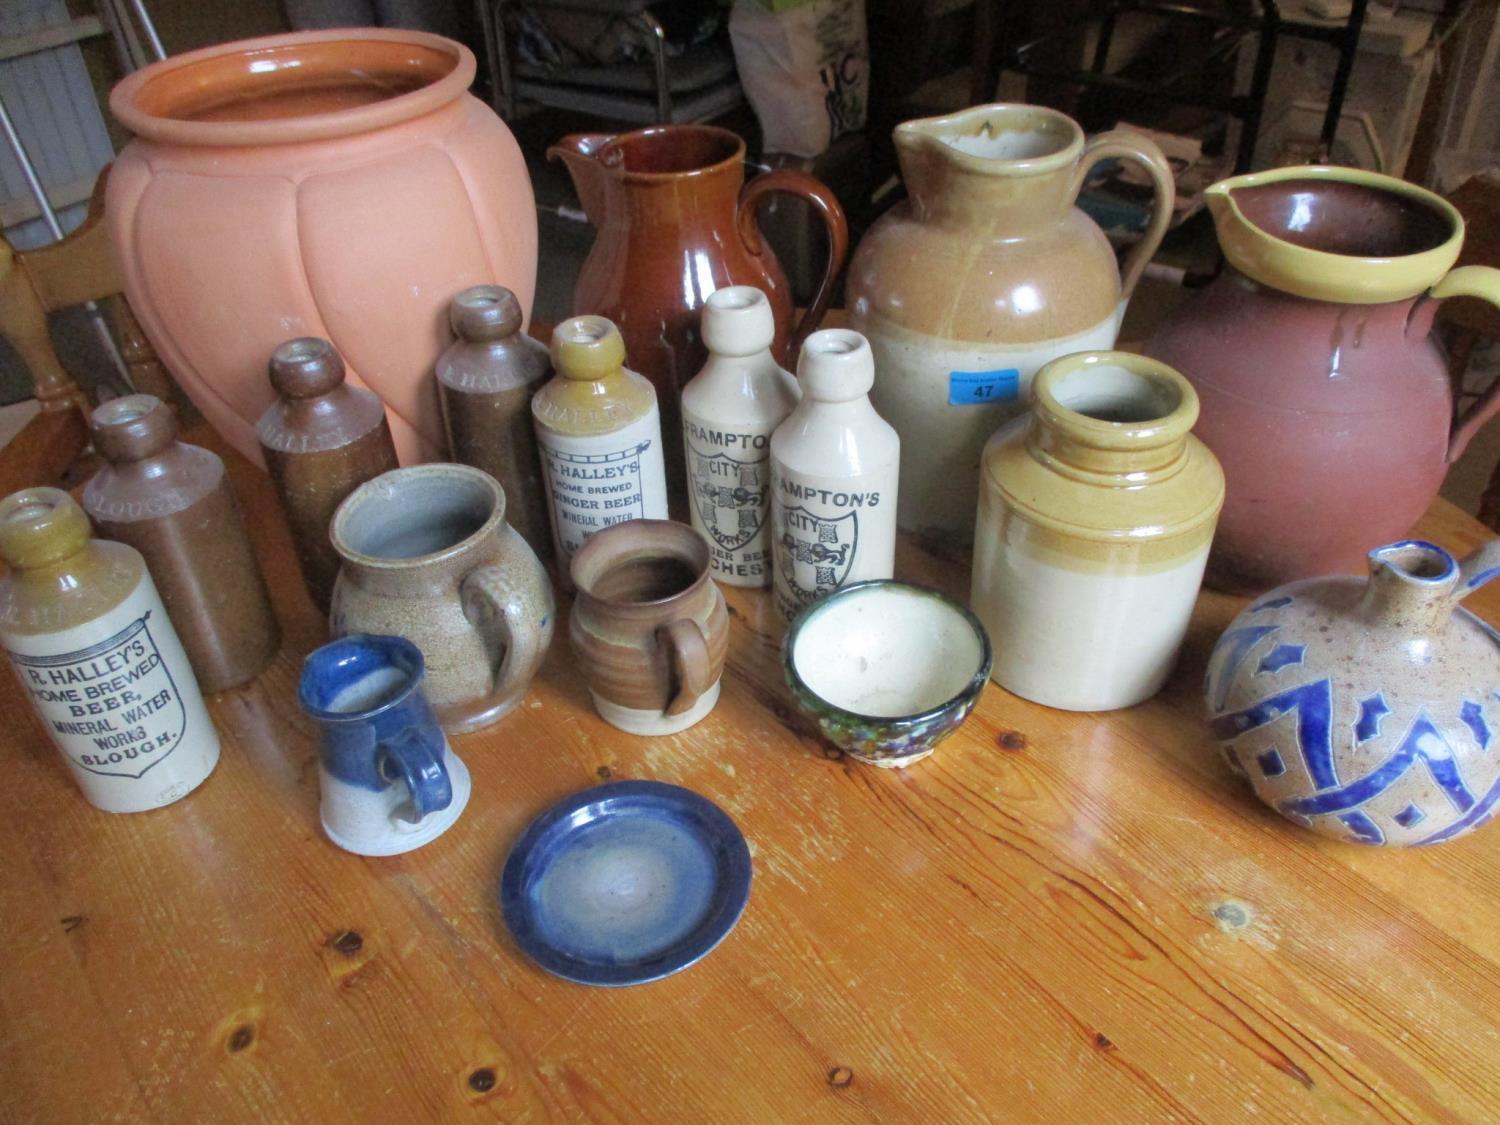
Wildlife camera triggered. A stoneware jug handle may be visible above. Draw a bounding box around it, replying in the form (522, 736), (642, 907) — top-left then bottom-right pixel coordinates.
(1065, 130), (1175, 300)
(659, 618), (711, 717)
(460, 563), (552, 710)
(1426, 266), (1500, 462)
(736, 169), (849, 356)
(379, 725), (452, 821)
(546, 132), (616, 226)
(1453, 539), (1500, 603)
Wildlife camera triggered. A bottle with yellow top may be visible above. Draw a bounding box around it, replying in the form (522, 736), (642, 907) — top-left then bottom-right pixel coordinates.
(532, 315), (669, 572)
(0, 487), (219, 813)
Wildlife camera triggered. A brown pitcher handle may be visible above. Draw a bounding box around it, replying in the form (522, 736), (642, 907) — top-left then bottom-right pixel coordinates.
(736, 169), (849, 357)
(1065, 129), (1175, 300)
(1425, 266), (1500, 462)
(460, 563), (554, 707)
(658, 618), (711, 717)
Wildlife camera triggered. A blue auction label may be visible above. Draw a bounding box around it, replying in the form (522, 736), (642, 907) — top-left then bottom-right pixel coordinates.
(948, 368), (1020, 406)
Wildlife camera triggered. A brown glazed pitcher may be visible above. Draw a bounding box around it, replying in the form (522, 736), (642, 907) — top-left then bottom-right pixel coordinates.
(550, 125), (848, 505)
(569, 519), (729, 736)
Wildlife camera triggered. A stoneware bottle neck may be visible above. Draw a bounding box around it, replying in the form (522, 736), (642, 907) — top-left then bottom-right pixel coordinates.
(1026, 351), (1197, 483)
(90, 394), (178, 463)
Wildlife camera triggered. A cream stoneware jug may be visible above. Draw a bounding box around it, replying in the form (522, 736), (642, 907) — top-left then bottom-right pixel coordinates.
(848, 104), (1174, 548)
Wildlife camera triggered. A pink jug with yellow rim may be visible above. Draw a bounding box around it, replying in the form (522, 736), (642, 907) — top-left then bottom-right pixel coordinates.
(1147, 166), (1500, 593)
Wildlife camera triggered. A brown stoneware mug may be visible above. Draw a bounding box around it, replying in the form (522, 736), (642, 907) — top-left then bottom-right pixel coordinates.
(569, 519), (729, 735)
(329, 464), (555, 734)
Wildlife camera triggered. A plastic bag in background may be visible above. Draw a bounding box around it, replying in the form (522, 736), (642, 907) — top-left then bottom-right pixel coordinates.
(729, 0), (869, 158)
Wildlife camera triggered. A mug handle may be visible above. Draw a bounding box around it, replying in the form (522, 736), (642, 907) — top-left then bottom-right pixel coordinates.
(736, 169), (850, 358)
(1428, 266), (1500, 462)
(1064, 129), (1175, 301)
(659, 618), (711, 717)
(379, 725), (452, 821)
(461, 562), (555, 710)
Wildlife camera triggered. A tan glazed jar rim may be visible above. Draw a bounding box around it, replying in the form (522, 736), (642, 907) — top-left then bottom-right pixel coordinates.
(894, 103), (1084, 179)
(109, 29), (475, 148)
(1031, 351), (1199, 452)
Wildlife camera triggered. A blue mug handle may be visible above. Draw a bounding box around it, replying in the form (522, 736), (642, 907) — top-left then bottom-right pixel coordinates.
(378, 725), (453, 821)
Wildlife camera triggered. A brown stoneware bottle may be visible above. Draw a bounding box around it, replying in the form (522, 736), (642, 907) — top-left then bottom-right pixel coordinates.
(83, 395), (280, 693)
(257, 337), (399, 613)
(436, 285), (553, 561)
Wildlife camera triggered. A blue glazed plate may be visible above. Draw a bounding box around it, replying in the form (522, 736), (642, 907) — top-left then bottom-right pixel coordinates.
(500, 780), (752, 986)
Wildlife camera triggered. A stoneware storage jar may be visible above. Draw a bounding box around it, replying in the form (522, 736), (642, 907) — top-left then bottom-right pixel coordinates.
(258, 337), (399, 613)
(1205, 539), (1500, 846)
(972, 351), (1224, 711)
(550, 124), (847, 510)
(1147, 166), (1500, 592)
(329, 464), (554, 734)
(681, 286), (801, 588)
(0, 488), (220, 813)
(569, 519), (730, 736)
(436, 285), (553, 561)
(84, 395), (279, 693)
(848, 104), (1173, 549)
(770, 329), (900, 621)
(107, 29), (538, 466)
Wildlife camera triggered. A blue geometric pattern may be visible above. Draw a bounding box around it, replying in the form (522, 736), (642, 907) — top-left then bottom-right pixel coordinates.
(1256, 748), (1286, 778)
(1207, 624), (1281, 711)
(1339, 811), (1385, 845)
(1211, 680), (1337, 787)
(1354, 694), (1390, 744)
(1208, 618), (1500, 846)
(1249, 596), (1294, 613)
(1461, 700), (1491, 750)
(1394, 803), (1426, 828)
(1257, 644), (1306, 675)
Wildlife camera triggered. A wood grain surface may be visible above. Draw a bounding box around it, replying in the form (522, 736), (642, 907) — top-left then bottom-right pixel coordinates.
(2, 422), (1499, 1123)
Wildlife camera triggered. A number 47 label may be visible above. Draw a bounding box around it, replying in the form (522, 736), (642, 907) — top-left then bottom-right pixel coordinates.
(948, 368), (1020, 406)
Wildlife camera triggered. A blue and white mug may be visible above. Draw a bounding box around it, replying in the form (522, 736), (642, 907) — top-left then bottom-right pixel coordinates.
(299, 634), (471, 855)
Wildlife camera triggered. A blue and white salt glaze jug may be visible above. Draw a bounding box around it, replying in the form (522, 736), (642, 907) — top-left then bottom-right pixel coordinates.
(1205, 539), (1500, 846)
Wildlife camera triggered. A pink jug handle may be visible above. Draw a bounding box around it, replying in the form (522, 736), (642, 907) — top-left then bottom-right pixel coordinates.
(1430, 266), (1500, 462)
(736, 169), (849, 358)
(1065, 130), (1175, 301)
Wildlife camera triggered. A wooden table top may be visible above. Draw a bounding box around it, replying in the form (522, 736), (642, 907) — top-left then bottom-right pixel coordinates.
(4, 421), (1500, 1123)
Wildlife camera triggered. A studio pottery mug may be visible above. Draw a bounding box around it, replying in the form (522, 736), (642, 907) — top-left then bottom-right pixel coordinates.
(569, 519), (730, 735)
(330, 464), (554, 733)
(299, 633), (470, 856)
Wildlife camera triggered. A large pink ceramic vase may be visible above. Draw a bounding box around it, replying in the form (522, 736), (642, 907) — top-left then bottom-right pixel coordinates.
(106, 29), (537, 466)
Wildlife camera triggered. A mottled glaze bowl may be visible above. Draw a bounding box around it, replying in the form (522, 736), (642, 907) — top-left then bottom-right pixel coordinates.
(783, 581), (992, 767)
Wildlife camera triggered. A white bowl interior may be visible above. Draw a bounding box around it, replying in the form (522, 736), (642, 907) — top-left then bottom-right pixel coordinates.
(792, 586), (983, 718)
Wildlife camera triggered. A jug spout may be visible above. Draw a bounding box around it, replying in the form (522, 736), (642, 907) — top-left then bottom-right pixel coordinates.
(547, 133), (615, 227)
(1203, 179), (1234, 233)
(1359, 540), (1461, 652)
